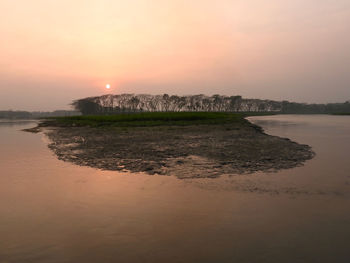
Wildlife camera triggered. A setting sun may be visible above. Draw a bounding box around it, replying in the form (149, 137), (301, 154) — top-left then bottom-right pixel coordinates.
(106, 84), (111, 89)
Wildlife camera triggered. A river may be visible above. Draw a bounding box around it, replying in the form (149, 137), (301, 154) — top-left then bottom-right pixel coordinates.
(0, 115), (349, 263)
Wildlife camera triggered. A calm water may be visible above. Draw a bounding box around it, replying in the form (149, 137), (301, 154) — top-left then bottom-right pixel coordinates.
(0, 115), (349, 263)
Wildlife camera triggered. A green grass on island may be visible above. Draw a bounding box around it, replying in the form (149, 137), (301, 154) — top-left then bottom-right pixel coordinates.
(48, 112), (259, 127)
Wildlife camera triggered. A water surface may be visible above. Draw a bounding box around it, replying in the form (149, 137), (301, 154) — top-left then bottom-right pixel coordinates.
(0, 115), (349, 263)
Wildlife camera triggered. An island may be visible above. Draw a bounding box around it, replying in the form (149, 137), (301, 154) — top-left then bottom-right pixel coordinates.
(26, 112), (315, 179)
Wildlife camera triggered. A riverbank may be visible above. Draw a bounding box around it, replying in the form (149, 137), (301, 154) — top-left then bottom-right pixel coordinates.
(26, 113), (315, 178)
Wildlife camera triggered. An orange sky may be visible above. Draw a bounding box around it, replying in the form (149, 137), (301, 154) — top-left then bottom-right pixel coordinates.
(1, 0), (350, 110)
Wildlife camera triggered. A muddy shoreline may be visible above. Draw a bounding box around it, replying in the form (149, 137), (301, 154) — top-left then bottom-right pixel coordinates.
(28, 119), (315, 179)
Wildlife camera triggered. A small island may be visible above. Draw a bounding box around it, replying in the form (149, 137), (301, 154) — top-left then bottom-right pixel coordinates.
(28, 112), (315, 179)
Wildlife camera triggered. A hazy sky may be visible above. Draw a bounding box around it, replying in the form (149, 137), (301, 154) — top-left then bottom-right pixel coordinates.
(1, 0), (349, 110)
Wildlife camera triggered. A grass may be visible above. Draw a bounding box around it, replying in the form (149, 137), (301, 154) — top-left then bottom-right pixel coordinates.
(48, 112), (252, 127)
(331, 113), (350, 115)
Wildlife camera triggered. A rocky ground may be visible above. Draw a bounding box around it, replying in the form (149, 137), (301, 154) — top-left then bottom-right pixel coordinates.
(34, 121), (315, 179)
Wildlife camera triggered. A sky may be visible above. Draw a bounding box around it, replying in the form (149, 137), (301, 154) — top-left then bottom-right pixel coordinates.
(0, 0), (349, 111)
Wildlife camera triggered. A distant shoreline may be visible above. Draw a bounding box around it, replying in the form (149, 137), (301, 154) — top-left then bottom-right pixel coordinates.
(25, 112), (315, 178)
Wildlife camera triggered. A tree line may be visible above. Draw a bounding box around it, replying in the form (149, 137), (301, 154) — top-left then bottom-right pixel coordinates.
(72, 94), (283, 115)
(280, 101), (350, 114)
(0, 110), (80, 119)
(72, 94), (350, 115)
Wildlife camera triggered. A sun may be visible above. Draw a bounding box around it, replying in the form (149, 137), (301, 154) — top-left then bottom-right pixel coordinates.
(106, 84), (111, 89)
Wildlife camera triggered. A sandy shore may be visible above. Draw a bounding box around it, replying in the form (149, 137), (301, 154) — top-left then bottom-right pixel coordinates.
(29, 120), (315, 179)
